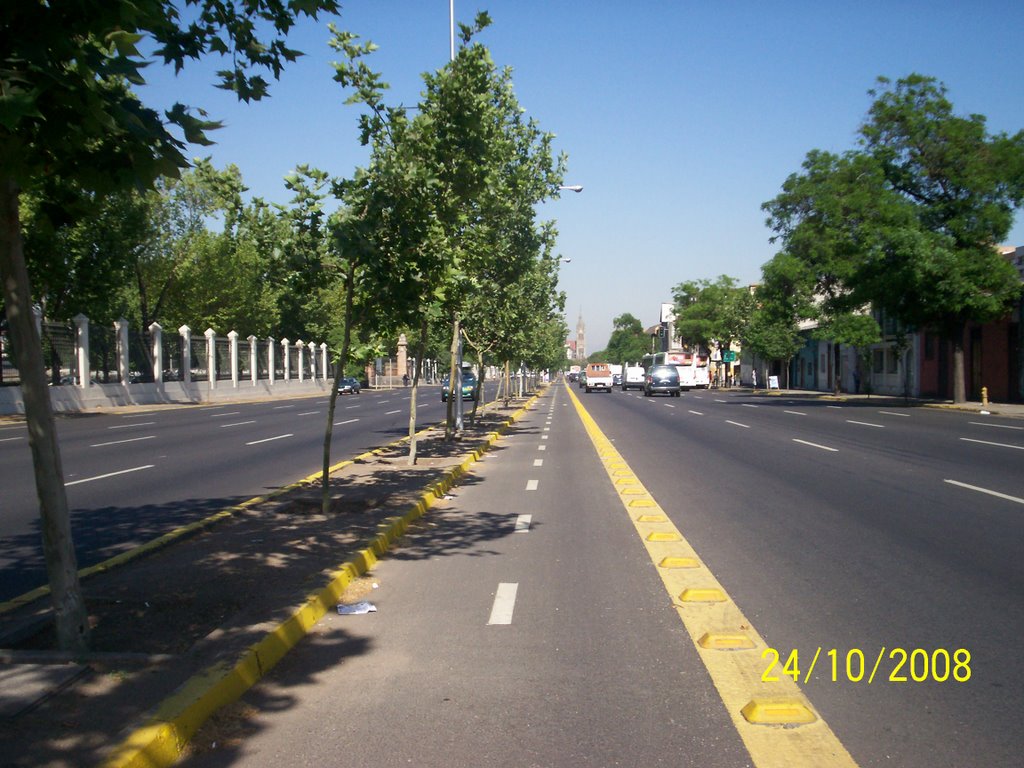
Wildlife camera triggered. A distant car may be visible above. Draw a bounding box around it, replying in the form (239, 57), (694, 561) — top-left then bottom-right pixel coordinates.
(577, 371), (587, 388)
(612, 373), (623, 386)
(441, 371), (477, 401)
(338, 376), (361, 395)
(643, 364), (681, 397)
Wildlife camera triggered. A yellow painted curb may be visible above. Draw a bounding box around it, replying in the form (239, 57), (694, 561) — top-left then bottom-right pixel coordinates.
(99, 389), (549, 768)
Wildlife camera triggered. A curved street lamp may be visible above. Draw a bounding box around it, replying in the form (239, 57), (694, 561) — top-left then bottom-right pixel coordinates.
(559, 185), (583, 193)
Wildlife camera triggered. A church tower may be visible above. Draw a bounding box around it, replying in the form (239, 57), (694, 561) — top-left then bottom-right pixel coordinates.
(575, 310), (586, 361)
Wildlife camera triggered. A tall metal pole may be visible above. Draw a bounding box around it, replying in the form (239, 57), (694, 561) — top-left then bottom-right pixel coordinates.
(449, 0), (455, 61)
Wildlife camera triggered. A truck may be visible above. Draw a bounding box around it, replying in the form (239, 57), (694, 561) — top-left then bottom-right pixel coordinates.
(584, 362), (614, 392)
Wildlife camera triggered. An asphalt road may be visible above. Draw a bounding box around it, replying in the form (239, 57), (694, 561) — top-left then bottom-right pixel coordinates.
(180, 381), (1021, 768)
(0, 383), (491, 601)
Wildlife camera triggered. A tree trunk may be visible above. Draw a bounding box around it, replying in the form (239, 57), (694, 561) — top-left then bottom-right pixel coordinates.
(0, 178), (90, 652)
(321, 262), (355, 514)
(407, 318), (428, 466)
(444, 315), (460, 440)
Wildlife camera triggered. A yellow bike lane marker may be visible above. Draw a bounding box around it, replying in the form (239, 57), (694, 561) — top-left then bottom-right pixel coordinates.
(567, 385), (859, 768)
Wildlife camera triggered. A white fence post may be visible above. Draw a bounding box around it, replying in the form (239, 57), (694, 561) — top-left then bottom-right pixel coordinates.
(281, 338), (290, 382)
(205, 328), (217, 388)
(296, 340), (305, 382)
(321, 343), (328, 380)
(115, 318), (129, 384)
(150, 322), (163, 385)
(74, 313), (90, 388)
(267, 336), (275, 385)
(228, 330), (239, 388)
(248, 335), (257, 386)
(179, 325), (191, 384)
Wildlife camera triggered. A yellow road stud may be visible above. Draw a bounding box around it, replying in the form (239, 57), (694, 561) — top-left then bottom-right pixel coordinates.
(679, 588), (727, 603)
(740, 697), (817, 725)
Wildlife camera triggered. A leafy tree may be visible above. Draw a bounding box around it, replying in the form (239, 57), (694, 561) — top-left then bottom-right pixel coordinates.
(603, 313), (649, 363)
(743, 254), (810, 386)
(672, 275), (755, 357)
(764, 74), (1024, 402)
(0, 0), (339, 650)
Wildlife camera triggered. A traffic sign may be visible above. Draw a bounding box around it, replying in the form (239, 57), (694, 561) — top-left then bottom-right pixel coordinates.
(722, 351), (737, 363)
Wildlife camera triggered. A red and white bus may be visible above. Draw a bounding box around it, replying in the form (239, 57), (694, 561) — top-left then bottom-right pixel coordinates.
(643, 351), (710, 390)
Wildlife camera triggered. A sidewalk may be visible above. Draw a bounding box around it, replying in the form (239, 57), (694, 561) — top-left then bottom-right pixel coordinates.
(742, 386), (1024, 418)
(0, 393), (544, 768)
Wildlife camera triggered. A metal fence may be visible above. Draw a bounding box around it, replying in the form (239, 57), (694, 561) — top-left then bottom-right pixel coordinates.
(41, 321), (77, 386)
(90, 323), (120, 384)
(0, 331), (19, 386)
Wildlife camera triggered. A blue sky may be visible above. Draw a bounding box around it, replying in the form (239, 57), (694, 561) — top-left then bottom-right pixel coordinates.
(140, 1), (1024, 353)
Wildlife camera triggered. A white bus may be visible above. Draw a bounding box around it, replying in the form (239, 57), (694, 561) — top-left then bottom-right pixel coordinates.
(642, 350), (710, 391)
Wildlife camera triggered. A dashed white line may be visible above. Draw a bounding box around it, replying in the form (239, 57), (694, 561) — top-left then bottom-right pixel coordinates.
(784, 410), (807, 416)
(334, 418), (359, 426)
(714, 399), (727, 403)
(846, 419), (885, 428)
(246, 434), (293, 446)
(107, 421), (156, 429)
(792, 438), (839, 452)
(385, 410), (401, 415)
(487, 582), (519, 625)
(944, 480), (1024, 505)
(297, 410), (320, 416)
(273, 405), (296, 410)
(959, 437), (1024, 451)
(526, 479), (539, 491)
(878, 410), (909, 417)
(968, 421), (1023, 430)
(514, 515), (532, 533)
(689, 410), (704, 416)
(65, 465), (154, 486)
(90, 435), (156, 448)
(533, 459), (544, 467)
(741, 403), (759, 408)
(221, 420), (256, 428)
(209, 411), (241, 418)
(0, 436), (23, 443)
(538, 444), (546, 451)
(664, 403), (676, 408)
(827, 405), (843, 409)
(725, 420), (750, 429)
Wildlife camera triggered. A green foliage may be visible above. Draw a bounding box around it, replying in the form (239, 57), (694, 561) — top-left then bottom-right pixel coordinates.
(603, 313), (649, 363)
(672, 275), (755, 351)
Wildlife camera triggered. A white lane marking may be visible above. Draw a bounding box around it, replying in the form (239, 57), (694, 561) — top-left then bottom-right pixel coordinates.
(847, 419), (885, 428)
(107, 421), (156, 430)
(514, 515), (532, 533)
(959, 437), (1024, 451)
(784, 410), (806, 416)
(273, 405), (295, 410)
(689, 410), (704, 416)
(543, 426), (551, 431)
(246, 434), (293, 446)
(827, 405), (843, 409)
(385, 410), (401, 415)
(221, 420), (256, 428)
(488, 582), (519, 625)
(334, 418), (359, 426)
(878, 410), (909, 417)
(379, 400), (390, 404)
(692, 395), (704, 399)
(538, 444), (546, 451)
(664, 403), (676, 408)
(209, 411), (241, 418)
(297, 410), (319, 416)
(0, 436), (24, 442)
(526, 479), (539, 491)
(944, 480), (1024, 505)
(118, 413), (156, 419)
(345, 405), (361, 409)
(793, 438), (839, 452)
(969, 421), (1024, 430)
(65, 464), (154, 486)
(714, 399), (727, 403)
(741, 403), (759, 408)
(90, 435), (156, 448)
(533, 459), (544, 467)
(725, 420), (750, 429)
(542, 435), (548, 440)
